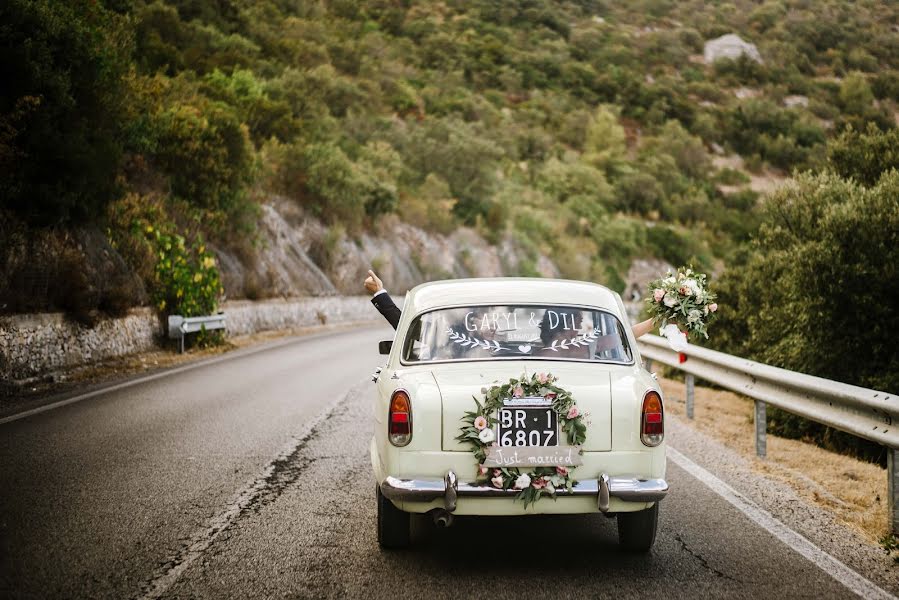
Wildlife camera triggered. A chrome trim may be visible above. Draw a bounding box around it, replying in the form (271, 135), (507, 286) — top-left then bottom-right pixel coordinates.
(444, 470), (458, 512)
(380, 471), (668, 513)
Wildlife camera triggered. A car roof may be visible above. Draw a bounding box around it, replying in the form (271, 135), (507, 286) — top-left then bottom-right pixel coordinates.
(403, 278), (623, 315)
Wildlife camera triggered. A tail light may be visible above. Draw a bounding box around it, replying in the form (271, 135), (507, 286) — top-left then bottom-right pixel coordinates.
(388, 390), (412, 447)
(641, 390), (664, 447)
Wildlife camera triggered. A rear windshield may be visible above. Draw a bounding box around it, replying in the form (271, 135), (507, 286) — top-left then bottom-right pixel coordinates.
(401, 305), (632, 364)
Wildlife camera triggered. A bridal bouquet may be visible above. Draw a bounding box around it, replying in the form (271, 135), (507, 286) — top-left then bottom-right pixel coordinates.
(646, 267), (717, 350)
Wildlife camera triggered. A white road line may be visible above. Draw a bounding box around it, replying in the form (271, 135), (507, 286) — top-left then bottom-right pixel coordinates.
(134, 380), (362, 600)
(0, 322), (381, 426)
(668, 447), (896, 600)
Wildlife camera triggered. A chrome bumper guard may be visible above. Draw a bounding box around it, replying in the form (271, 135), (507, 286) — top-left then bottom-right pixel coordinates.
(380, 470), (669, 513)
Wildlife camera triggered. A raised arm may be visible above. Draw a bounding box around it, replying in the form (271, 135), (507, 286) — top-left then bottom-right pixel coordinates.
(364, 269), (401, 330)
(631, 318), (655, 339)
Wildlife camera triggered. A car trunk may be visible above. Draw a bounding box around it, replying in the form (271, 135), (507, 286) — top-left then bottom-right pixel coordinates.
(433, 362), (613, 452)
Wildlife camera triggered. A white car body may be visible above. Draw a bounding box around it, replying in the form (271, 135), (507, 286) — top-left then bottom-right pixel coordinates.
(371, 278), (668, 549)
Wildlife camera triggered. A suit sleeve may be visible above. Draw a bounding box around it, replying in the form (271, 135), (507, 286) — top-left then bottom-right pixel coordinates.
(371, 292), (402, 330)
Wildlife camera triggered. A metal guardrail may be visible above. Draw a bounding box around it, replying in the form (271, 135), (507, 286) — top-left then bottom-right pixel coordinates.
(167, 313), (226, 353)
(637, 333), (899, 532)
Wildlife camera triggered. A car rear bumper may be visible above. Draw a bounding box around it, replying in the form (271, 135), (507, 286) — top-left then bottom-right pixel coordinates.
(380, 470), (668, 514)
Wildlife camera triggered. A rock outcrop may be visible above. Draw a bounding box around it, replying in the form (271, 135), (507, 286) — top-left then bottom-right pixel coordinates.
(704, 34), (762, 64)
(214, 196), (560, 299)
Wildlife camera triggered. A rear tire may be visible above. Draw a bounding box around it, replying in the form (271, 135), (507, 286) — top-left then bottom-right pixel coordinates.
(377, 484), (410, 549)
(617, 503), (659, 552)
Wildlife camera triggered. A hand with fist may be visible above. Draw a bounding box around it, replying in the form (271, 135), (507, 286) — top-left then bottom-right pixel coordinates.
(364, 269), (384, 295)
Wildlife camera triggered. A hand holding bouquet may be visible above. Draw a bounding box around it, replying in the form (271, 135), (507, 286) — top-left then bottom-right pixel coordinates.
(646, 267), (718, 349)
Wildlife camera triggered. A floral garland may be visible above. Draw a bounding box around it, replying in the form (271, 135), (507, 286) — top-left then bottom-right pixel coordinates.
(456, 373), (587, 507)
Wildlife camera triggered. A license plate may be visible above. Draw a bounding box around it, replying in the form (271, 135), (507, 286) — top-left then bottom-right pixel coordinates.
(497, 406), (558, 447)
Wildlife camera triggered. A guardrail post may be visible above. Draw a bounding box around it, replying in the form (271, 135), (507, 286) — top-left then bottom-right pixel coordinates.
(754, 400), (767, 458)
(685, 374), (695, 420)
(890, 448), (899, 535)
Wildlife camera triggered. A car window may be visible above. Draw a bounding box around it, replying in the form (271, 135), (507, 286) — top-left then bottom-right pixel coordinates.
(402, 305), (632, 364)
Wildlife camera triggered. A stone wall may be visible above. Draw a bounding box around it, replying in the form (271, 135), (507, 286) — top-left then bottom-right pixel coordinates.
(0, 296), (389, 382)
(222, 296), (391, 336)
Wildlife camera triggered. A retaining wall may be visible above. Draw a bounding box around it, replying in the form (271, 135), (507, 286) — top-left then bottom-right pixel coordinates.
(0, 296), (386, 381)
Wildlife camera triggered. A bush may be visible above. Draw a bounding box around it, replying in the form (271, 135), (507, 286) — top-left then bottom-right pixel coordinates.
(712, 171), (899, 394)
(536, 158), (613, 206)
(151, 98), (256, 224)
(107, 194), (223, 319)
(827, 125), (899, 187)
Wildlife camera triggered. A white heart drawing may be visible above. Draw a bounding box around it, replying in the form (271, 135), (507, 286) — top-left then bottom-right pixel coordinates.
(518, 344), (532, 353)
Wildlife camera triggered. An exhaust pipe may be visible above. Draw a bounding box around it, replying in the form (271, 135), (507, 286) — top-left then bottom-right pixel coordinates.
(432, 509), (454, 528)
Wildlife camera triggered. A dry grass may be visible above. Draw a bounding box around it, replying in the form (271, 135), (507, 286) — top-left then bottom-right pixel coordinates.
(658, 375), (888, 543)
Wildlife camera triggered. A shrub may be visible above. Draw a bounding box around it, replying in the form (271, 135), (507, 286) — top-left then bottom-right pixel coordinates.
(827, 125), (899, 187)
(712, 171), (899, 394)
(152, 98), (256, 224)
(107, 194), (223, 319)
(536, 158), (613, 206)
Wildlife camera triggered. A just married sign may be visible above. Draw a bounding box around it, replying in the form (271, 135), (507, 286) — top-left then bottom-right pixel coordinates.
(482, 446), (583, 468)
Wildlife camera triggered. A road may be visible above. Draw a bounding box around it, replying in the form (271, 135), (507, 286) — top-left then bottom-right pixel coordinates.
(0, 325), (894, 599)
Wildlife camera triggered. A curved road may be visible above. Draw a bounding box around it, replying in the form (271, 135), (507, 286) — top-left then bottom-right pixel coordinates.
(0, 326), (894, 599)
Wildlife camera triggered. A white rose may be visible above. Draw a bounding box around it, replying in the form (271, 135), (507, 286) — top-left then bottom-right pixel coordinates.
(664, 276), (676, 284)
(514, 473), (532, 489)
(478, 428), (495, 443)
(663, 293), (677, 308)
(684, 279), (699, 295)
(687, 309), (702, 323)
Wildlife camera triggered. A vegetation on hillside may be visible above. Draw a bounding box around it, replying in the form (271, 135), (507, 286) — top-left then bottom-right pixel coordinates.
(3, 0), (896, 320)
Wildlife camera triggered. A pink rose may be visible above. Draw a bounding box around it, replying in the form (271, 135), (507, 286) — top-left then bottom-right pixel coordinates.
(512, 385), (524, 398)
(493, 469), (502, 477)
(653, 288), (665, 302)
(478, 464), (488, 476)
(567, 406), (579, 419)
(474, 415), (488, 431)
(536, 373), (548, 384)
(544, 392), (556, 401)
(709, 303), (718, 313)
(532, 477), (546, 489)
(491, 475), (504, 489)
(556, 466), (568, 476)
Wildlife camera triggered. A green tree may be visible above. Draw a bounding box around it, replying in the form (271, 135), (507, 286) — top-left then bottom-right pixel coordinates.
(152, 98), (256, 221)
(827, 125), (899, 187)
(0, 0), (132, 224)
(713, 171), (899, 393)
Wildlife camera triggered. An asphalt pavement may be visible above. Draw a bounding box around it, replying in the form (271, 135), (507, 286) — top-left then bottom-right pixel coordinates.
(1, 324), (895, 599)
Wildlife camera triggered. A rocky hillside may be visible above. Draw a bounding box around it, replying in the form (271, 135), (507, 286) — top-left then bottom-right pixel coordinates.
(213, 195), (560, 299)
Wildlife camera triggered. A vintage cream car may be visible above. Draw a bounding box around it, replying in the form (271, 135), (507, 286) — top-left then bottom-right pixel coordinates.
(371, 278), (668, 550)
